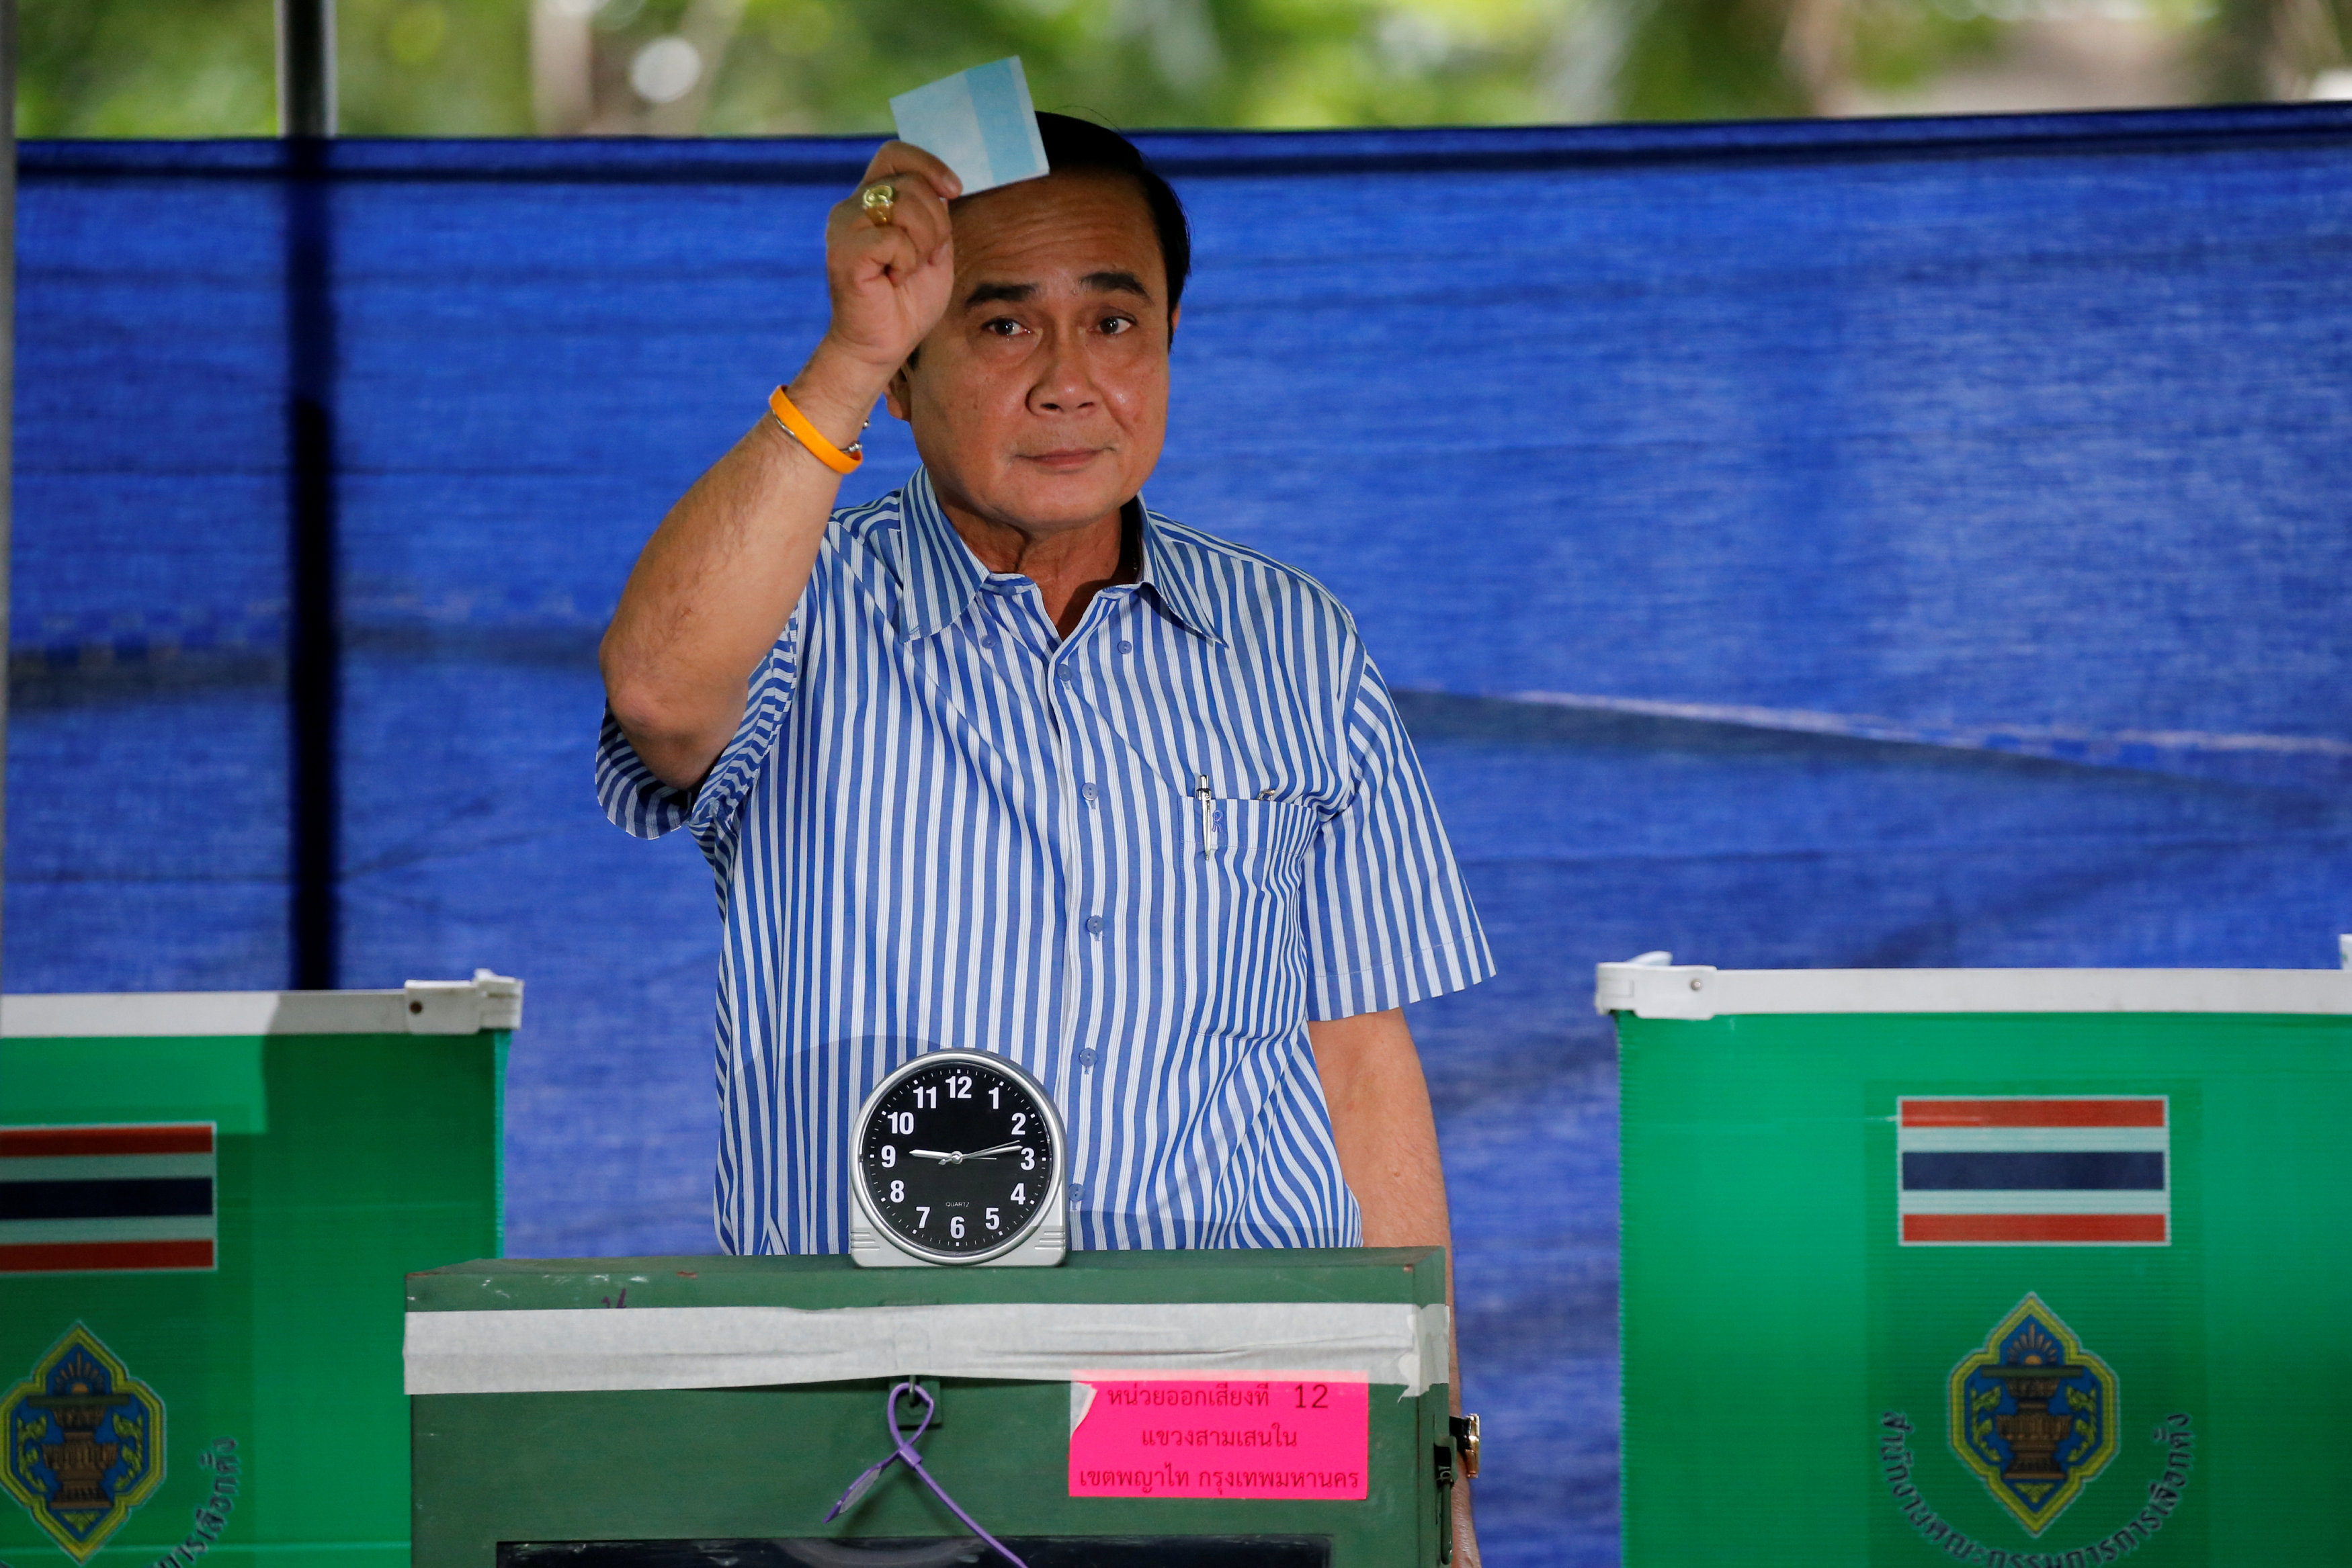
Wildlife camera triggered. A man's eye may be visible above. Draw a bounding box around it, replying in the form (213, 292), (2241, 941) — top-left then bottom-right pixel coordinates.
(1101, 316), (1135, 337)
(983, 318), (1027, 338)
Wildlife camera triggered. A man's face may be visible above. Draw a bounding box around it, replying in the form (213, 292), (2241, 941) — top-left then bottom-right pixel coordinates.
(887, 169), (1175, 538)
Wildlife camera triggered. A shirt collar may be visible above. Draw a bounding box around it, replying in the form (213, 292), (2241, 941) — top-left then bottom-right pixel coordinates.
(1132, 503), (1225, 646)
(892, 468), (1224, 647)
(891, 469), (988, 643)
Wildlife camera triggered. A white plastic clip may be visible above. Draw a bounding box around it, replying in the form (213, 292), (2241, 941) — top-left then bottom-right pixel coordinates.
(1593, 952), (1722, 1018)
(402, 969), (524, 1034)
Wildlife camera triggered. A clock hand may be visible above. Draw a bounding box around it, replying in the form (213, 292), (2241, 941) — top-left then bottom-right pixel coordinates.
(905, 1143), (1022, 1165)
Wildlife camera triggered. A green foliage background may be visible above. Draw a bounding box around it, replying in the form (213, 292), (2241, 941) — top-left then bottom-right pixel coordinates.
(15, 0), (2348, 138)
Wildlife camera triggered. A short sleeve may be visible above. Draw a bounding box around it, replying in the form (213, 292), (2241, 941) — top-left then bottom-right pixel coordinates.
(1300, 654), (1495, 1020)
(595, 707), (695, 838)
(595, 609), (803, 856)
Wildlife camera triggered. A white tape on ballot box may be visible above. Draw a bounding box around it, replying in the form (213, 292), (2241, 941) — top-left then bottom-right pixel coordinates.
(405, 1299), (1450, 1398)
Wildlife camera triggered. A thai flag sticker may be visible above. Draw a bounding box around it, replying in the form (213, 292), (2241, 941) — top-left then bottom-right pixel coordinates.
(1898, 1097), (2168, 1246)
(0, 1124), (218, 1273)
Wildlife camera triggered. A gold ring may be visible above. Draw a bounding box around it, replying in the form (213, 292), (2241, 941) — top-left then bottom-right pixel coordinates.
(861, 182), (897, 227)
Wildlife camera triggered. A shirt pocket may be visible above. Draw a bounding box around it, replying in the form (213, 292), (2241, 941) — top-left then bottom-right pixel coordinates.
(1193, 793), (1323, 901)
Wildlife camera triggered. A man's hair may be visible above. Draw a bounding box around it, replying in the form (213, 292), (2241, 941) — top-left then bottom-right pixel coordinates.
(1035, 112), (1192, 315)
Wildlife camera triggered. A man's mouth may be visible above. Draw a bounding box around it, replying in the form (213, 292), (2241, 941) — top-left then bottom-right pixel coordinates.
(1021, 447), (1108, 472)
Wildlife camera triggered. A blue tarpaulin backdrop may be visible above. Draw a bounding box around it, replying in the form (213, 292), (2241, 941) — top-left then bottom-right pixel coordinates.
(11, 107), (2352, 1563)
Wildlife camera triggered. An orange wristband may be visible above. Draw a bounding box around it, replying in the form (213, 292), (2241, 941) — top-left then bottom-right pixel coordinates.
(767, 385), (864, 474)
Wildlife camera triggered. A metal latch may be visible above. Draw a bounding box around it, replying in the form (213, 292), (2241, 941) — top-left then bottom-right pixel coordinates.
(1450, 1412), (1481, 1478)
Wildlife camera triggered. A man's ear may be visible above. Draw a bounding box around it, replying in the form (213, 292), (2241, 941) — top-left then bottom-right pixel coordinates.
(1168, 303), (1181, 343)
(883, 358), (915, 423)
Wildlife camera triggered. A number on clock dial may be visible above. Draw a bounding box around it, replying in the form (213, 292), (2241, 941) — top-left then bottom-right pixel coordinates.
(861, 1058), (1056, 1255)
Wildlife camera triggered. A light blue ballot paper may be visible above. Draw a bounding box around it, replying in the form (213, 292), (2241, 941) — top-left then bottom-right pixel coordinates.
(888, 58), (1051, 195)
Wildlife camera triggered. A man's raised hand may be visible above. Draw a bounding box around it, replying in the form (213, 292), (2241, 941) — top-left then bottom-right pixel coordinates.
(601, 142), (964, 788)
(817, 142), (962, 388)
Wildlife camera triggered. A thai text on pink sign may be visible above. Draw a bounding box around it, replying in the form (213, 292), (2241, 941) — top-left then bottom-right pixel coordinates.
(1068, 1372), (1370, 1500)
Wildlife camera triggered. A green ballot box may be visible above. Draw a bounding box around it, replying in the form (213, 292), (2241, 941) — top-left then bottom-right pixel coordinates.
(405, 1249), (1460, 1567)
(1, 975), (518, 1568)
(1601, 950), (2352, 1567)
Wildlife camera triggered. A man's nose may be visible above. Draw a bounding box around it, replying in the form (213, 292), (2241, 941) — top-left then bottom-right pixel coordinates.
(1030, 333), (1101, 414)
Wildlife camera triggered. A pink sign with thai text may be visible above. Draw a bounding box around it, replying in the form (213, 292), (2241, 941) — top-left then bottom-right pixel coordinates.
(1067, 1371), (1370, 1499)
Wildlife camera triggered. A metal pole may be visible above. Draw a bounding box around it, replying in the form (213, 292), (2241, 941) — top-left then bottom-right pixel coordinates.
(284, 173), (339, 992)
(1, 0), (17, 1000)
(276, 0), (337, 138)
(279, 0), (338, 988)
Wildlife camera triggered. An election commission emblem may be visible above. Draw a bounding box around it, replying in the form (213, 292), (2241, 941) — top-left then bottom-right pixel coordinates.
(1947, 1294), (2117, 1536)
(2, 1325), (167, 1561)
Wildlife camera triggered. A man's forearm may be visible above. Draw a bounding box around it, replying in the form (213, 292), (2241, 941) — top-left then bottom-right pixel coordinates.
(602, 138), (960, 791)
(1306, 1006), (1477, 1563)
(597, 347), (884, 791)
(605, 138), (962, 790)
(1305, 1008), (1458, 1387)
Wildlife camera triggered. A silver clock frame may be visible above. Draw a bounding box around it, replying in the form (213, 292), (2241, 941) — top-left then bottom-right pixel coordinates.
(848, 1050), (1068, 1268)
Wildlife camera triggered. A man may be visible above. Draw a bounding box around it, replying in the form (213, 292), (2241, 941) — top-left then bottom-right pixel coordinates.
(597, 114), (1490, 1551)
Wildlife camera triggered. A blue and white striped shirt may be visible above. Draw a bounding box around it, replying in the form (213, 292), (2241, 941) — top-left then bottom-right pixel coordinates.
(597, 470), (1492, 1254)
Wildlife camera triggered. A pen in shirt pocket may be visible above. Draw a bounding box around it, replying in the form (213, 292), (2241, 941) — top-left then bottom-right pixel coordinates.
(1194, 777), (1288, 853)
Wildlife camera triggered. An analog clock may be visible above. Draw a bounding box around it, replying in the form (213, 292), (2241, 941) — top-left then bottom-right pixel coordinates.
(849, 1051), (1067, 1268)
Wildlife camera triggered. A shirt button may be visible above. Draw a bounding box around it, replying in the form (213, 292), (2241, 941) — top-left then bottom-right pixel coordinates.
(980, 634), (998, 649)
(1070, 1178), (1087, 1197)
(1079, 1049), (1098, 1071)
(1085, 914), (1105, 935)
(1057, 666), (1077, 683)
(1118, 641), (1132, 653)
(1081, 783), (1099, 803)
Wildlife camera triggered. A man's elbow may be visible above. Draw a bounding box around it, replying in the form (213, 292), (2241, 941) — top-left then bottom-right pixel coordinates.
(602, 658), (726, 793)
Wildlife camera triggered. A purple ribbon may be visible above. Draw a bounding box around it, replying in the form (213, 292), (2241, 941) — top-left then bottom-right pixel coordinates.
(824, 1379), (1028, 1568)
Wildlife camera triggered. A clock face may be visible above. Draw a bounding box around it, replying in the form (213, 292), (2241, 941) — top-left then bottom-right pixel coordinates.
(857, 1055), (1059, 1260)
